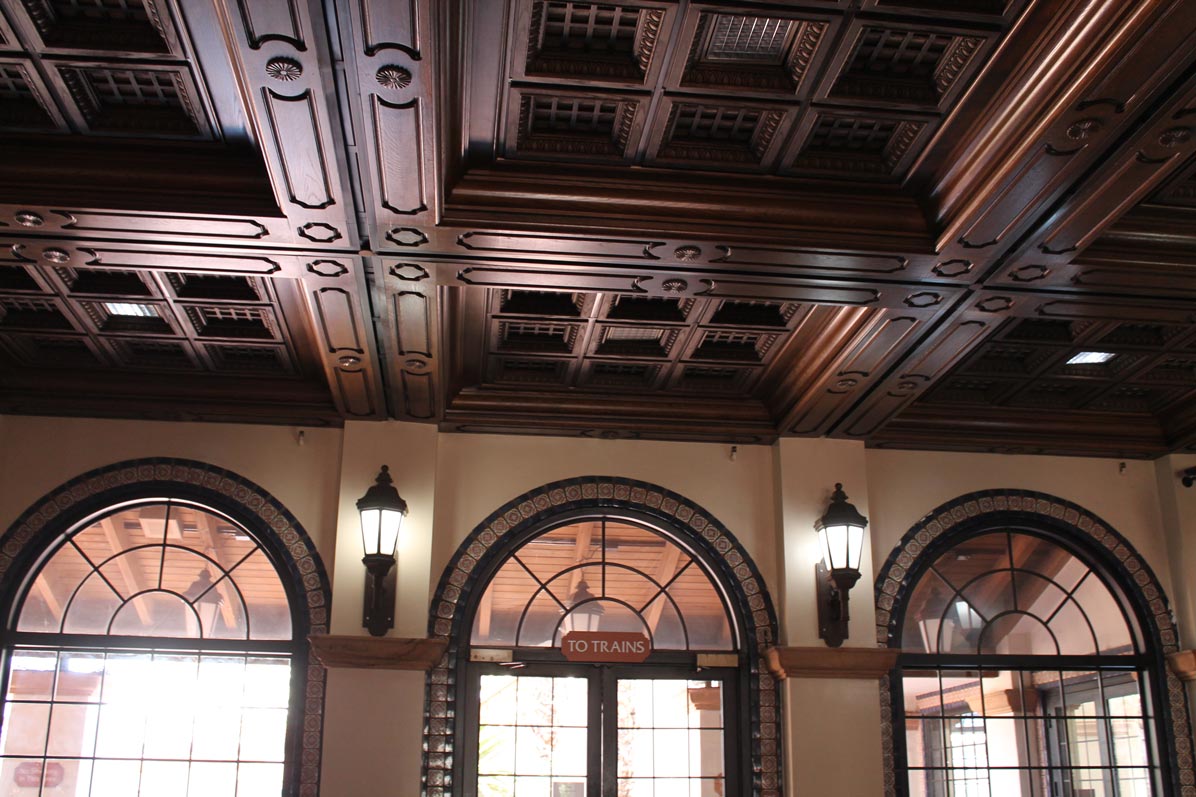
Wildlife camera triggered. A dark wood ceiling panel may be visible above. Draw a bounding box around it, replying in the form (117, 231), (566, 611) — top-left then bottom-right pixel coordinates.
(665, 7), (837, 98)
(0, 235), (381, 424)
(0, 56), (67, 131)
(10, 0), (183, 56)
(512, 0), (674, 88)
(1, 0), (1196, 455)
(917, 0), (1196, 261)
(335, 0), (437, 252)
(812, 19), (993, 112)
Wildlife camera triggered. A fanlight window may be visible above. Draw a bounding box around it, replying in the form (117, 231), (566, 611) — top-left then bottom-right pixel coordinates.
(1, 500), (297, 796)
(895, 530), (1161, 796)
(471, 518), (736, 650)
(900, 531), (1137, 656)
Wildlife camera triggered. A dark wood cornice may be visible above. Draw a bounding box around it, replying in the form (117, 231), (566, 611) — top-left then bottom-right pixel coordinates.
(443, 166), (936, 253)
(1102, 205), (1196, 249)
(917, 0), (1196, 252)
(870, 404), (1170, 459)
(443, 389), (779, 444)
(764, 646), (900, 680)
(0, 136), (279, 217)
(308, 635), (448, 670)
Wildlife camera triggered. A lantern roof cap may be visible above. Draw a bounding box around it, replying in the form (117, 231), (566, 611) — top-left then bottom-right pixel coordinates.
(815, 483), (867, 531)
(357, 465), (408, 515)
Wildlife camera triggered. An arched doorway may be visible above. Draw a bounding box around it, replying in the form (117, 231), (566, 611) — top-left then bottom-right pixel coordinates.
(423, 477), (780, 797)
(874, 490), (1195, 796)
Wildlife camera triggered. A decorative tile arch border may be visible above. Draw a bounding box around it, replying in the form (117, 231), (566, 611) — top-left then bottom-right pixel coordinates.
(0, 458), (332, 797)
(422, 476), (782, 797)
(872, 489), (1196, 797)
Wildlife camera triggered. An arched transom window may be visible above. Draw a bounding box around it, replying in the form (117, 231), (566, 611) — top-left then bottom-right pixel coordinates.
(895, 530), (1161, 796)
(1, 499), (299, 796)
(471, 517), (736, 651)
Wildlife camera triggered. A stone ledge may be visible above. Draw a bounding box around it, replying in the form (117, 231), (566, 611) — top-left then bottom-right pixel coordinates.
(1167, 649), (1196, 681)
(765, 645), (900, 680)
(308, 635), (447, 670)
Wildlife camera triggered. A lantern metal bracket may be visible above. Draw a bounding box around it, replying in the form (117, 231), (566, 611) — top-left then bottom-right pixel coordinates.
(816, 561), (861, 648)
(362, 552), (397, 636)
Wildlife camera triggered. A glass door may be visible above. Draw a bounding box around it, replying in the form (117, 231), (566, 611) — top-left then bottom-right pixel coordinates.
(612, 674), (728, 796)
(468, 663), (736, 797)
(476, 670), (593, 796)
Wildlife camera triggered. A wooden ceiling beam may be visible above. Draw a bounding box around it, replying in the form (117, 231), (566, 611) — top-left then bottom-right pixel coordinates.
(916, 0), (1196, 262)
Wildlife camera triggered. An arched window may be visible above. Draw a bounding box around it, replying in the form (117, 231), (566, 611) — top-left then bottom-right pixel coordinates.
(470, 518), (736, 652)
(424, 478), (781, 797)
(877, 492), (1193, 797)
(0, 461), (330, 796)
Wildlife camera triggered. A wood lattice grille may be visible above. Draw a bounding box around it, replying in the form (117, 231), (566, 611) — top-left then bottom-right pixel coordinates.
(670, 105), (760, 143)
(185, 306), (274, 339)
(540, 2), (639, 55)
(809, 115), (897, 154)
(0, 64), (34, 98)
(705, 15), (793, 63)
(47, 0), (150, 23)
(847, 28), (952, 80)
(0, 298), (73, 330)
(529, 96), (619, 136)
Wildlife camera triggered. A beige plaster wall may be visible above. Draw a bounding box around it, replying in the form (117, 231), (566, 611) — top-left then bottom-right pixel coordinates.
(775, 438), (873, 647)
(864, 450), (1172, 603)
(0, 415), (344, 566)
(430, 432), (780, 607)
(331, 420), (439, 638)
(320, 669), (426, 796)
(1154, 454), (1196, 647)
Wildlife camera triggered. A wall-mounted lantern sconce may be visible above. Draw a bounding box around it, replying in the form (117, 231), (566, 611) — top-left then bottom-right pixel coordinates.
(815, 483), (868, 647)
(357, 465), (408, 636)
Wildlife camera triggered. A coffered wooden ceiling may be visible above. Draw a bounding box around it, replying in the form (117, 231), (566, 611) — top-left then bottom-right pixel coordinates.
(2, 0), (1196, 458)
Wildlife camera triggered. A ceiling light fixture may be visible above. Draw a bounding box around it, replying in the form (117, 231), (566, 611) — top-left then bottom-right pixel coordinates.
(1066, 351), (1116, 365)
(102, 302), (157, 317)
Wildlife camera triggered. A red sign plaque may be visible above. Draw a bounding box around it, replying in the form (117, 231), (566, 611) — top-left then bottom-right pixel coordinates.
(14, 762), (64, 788)
(561, 631), (651, 663)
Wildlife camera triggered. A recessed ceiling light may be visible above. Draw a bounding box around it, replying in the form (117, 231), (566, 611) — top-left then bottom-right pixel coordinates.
(1067, 351), (1116, 365)
(102, 302), (157, 318)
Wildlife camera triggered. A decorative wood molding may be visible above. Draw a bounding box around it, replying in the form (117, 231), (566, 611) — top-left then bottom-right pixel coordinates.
(1167, 650), (1196, 681)
(764, 645), (900, 680)
(308, 635), (447, 670)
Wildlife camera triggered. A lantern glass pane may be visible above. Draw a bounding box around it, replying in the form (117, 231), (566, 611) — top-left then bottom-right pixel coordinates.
(847, 524), (864, 571)
(379, 510), (403, 558)
(820, 524), (852, 570)
(360, 508), (381, 556)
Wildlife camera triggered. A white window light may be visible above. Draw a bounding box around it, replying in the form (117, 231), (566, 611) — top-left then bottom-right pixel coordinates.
(1067, 351), (1116, 365)
(102, 302), (157, 318)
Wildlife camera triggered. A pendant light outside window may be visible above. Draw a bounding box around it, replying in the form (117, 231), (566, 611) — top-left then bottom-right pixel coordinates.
(563, 578), (604, 633)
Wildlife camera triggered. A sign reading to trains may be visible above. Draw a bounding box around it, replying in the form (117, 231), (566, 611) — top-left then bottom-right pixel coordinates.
(561, 631), (651, 663)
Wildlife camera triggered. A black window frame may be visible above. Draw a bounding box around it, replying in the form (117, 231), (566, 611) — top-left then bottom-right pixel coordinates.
(887, 521), (1173, 797)
(456, 507), (753, 797)
(0, 476), (323, 797)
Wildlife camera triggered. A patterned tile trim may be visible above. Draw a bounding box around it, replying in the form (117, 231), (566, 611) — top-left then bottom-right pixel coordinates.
(872, 488), (1195, 797)
(421, 476), (781, 797)
(0, 458), (332, 797)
